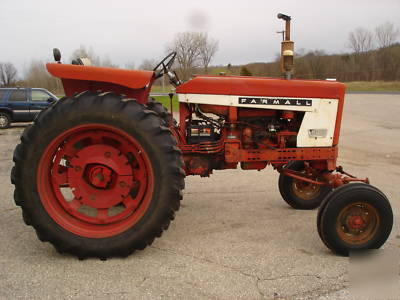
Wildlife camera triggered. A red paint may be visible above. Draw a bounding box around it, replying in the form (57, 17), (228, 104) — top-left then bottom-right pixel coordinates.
(47, 63), (154, 89)
(179, 103), (191, 141)
(242, 127), (253, 149)
(238, 109), (276, 118)
(348, 216), (365, 229)
(180, 141), (224, 154)
(228, 107), (238, 122)
(37, 124), (154, 238)
(46, 63), (154, 103)
(281, 110), (295, 119)
(176, 75), (345, 99)
(224, 145), (338, 163)
(183, 156), (211, 177)
(198, 105), (277, 118)
(198, 104), (229, 115)
(86, 164), (113, 189)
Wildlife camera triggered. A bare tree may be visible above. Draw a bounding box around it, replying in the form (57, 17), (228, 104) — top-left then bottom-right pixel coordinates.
(100, 55), (119, 68)
(138, 59), (158, 70)
(124, 62), (136, 70)
(71, 45), (101, 65)
(0, 62), (18, 86)
(23, 60), (62, 94)
(375, 22), (399, 48)
(167, 31), (205, 80)
(199, 34), (219, 74)
(304, 50), (327, 79)
(167, 31), (219, 79)
(348, 27), (374, 53)
(71, 45), (118, 67)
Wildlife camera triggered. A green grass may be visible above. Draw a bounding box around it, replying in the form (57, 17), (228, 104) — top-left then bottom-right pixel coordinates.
(345, 81), (400, 92)
(152, 95), (179, 111)
(150, 85), (175, 93)
(150, 85), (179, 111)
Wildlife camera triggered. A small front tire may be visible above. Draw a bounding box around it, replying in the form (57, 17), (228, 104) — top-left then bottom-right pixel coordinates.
(317, 183), (393, 256)
(278, 161), (331, 209)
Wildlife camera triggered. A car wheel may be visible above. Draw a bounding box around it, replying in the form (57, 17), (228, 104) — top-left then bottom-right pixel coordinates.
(0, 112), (11, 129)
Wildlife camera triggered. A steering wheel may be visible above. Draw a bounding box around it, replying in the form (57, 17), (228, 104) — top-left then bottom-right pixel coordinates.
(153, 52), (181, 86)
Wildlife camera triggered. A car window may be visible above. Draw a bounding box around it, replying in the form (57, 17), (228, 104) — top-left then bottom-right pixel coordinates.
(9, 89), (27, 102)
(0, 90), (7, 101)
(32, 90), (51, 101)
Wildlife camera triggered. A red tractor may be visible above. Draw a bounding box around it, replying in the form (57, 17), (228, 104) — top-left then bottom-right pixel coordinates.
(11, 14), (393, 259)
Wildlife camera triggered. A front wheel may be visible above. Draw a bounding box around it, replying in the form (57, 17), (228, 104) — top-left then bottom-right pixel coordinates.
(11, 91), (185, 259)
(0, 112), (11, 129)
(278, 161), (331, 209)
(317, 183), (393, 256)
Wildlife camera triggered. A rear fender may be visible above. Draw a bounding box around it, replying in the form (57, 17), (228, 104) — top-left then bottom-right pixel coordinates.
(46, 63), (155, 103)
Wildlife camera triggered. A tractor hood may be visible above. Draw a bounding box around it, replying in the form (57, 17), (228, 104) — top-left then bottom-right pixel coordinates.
(46, 63), (154, 90)
(176, 75), (345, 99)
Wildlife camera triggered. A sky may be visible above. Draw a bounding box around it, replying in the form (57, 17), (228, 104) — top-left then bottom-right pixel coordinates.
(1, 0), (399, 76)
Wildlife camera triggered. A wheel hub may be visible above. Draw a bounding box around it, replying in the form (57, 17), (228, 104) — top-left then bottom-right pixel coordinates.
(86, 164), (113, 189)
(0, 116), (7, 127)
(348, 215), (365, 230)
(67, 144), (134, 209)
(292, 179), (321, 200)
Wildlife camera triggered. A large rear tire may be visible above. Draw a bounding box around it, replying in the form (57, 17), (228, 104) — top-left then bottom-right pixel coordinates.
(147, 97), (176, 126)
(317, 183), (393, 256)
(147, 97), (168, 119)
(11, 91), (185, 259)
(278, 161), (331, 209)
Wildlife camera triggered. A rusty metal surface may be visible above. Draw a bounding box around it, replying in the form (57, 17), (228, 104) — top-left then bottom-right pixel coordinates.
(336, 202), (380, 245)
(225, 146), (338, 163)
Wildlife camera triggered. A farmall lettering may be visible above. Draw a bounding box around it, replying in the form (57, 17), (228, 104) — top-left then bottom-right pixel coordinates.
(11, 12), (393, 259)
(239, 97), (312, 107)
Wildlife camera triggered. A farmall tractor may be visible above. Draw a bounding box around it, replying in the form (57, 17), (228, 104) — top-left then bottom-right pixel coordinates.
(11, 14), (393, 259)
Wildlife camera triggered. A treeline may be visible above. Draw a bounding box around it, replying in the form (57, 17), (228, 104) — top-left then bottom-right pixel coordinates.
(0, 60), (64, 94)
(213, 22), (400, 81)
(226, 43), (400, 81)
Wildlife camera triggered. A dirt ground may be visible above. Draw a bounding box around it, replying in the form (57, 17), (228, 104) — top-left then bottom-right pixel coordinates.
(0, 93), (399, 299)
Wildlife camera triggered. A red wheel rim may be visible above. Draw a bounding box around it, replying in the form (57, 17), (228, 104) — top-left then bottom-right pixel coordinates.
(37, 124), (154, 238)
(336, 202), (380, 245)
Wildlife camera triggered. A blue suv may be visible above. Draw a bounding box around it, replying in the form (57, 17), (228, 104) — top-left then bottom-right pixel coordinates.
(0, 88), (58, 128)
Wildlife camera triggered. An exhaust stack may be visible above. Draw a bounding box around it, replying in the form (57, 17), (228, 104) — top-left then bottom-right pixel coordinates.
(277, 13), (294, 79)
